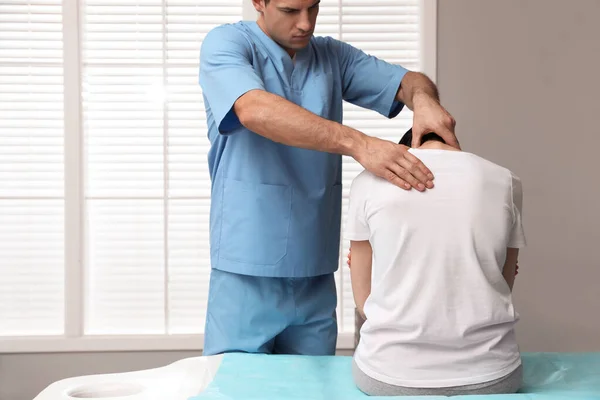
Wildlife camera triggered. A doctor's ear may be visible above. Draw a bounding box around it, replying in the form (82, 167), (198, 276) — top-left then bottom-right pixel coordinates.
(252, 0), (268, 13)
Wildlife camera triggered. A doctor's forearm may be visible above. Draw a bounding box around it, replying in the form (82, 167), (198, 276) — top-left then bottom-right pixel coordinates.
(396, 71), (440, 110)
(235, 89), (366, 156)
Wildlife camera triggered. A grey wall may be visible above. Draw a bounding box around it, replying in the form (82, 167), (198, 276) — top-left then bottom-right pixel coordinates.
(3, 1), (600, 400)
(437, 0), (600, 351)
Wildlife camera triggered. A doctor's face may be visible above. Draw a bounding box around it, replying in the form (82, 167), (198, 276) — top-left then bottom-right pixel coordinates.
(254, 0), (320, 56)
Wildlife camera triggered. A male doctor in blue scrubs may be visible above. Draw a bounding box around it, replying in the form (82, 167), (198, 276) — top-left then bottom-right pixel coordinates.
(199, 0), (459, 356)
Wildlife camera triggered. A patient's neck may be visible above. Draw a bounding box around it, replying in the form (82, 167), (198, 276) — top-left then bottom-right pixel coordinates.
(418, 140), (460, 151)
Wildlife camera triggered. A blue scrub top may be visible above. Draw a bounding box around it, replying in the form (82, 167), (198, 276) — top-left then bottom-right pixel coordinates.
(199, 21), (408, 277)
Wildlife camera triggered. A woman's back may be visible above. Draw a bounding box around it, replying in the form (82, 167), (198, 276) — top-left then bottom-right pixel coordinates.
(346, 148), (526, 390)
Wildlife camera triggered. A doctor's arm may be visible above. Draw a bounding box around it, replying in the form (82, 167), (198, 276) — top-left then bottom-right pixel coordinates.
(234, 90), (432, 191)
(331, 39), (457, 150)
(349, 240), (373, 320)
(395, 72), (459, 149)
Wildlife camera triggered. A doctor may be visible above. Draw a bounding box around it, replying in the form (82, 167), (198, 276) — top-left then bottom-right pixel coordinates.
(199, 0), (458, 356)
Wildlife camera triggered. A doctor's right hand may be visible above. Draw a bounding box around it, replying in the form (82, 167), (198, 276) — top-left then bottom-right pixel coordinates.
(353, 136), (434, 191)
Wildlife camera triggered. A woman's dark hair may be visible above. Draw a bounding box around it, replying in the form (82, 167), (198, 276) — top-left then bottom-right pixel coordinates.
(399, 128), (445, 147)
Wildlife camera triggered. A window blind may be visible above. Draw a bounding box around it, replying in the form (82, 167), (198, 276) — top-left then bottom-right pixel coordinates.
(0, 0), (65, 336)
(1, 0), (423, 344)
(81, 0), (242, 334)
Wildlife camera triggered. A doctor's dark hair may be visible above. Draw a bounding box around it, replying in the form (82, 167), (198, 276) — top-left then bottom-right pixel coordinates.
(399, 128), (445, 148)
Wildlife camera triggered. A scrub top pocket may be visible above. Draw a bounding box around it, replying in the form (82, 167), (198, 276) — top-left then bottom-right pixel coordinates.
(220, 178), (292, 266)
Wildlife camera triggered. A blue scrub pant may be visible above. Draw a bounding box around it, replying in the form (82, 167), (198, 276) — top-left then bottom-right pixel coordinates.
(203, 268), (338, 356)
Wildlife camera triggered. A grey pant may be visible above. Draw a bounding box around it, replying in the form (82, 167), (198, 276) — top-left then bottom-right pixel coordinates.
(352, 359), (523, 396)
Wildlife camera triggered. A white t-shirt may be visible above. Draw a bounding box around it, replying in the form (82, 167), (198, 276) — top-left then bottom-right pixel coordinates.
(346, 149), (527, 388)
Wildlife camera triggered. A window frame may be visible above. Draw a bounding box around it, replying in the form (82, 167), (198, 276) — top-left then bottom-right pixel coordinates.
(0, 0), (437, 354)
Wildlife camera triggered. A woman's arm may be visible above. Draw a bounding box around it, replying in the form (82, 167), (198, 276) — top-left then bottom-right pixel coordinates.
(502, 248), (520, 291)
(349, 240), (373, 319)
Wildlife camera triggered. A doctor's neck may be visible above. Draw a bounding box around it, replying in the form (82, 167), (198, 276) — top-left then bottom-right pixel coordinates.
(256, 18), (298, 58)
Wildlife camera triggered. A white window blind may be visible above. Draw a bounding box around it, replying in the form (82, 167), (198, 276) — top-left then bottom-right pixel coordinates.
(1, 0), (427, 350)
(314, 0), (420, 334)
(0, 0), (65, 335)
(81, 0), (242, 334)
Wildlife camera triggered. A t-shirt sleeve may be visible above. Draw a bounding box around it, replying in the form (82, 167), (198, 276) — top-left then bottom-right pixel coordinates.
(329, 38), (409, 119)
(199, 25), (265, 134)
(345, 174), (370, 241)
(508, 172), (527, 248)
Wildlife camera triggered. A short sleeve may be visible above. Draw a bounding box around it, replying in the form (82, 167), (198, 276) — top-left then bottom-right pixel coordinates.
(199, 25), (265, 133)
(345, 173), (371, 241)
(508, 173), (527, 248)
(329, 38), (409, 119)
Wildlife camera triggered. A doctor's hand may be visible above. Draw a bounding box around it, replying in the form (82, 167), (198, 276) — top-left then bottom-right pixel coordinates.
(354, 136), (434, 191)
(411, 92), (459, 149)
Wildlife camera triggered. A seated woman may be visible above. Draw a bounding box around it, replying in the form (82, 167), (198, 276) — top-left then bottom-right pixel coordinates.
(346, 129), (526, 396)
